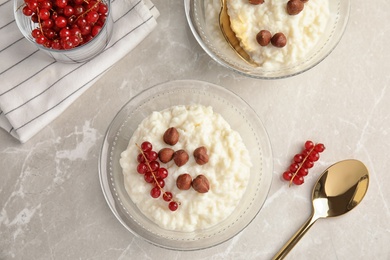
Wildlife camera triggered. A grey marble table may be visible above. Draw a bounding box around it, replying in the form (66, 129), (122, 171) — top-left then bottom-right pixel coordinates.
(1, 0), (389, 259)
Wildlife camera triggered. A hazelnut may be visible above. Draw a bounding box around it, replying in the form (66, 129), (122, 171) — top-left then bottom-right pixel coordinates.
(300, 0), (308, 3)
(176, 173), (192, 190)
(192, 175), (210, 193)
(158, 148), (174, 163)
(286, 0), (304, 15)
(256, 30), (271, 46)
(271, 33), (287, 48)
(173, 149), (189, 167)
(163, 127), (179, 145)
(249, 0), (264, 4)
(193, 146), (209, 165)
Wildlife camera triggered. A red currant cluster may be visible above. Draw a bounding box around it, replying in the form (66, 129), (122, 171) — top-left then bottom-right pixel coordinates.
(282, 140), (325, 186)
(21, 0), (108, 50)
(136, 141), (179, 211)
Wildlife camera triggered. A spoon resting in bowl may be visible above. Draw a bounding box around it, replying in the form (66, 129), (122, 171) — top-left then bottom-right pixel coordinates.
(273, 159), (369, 260)
(219, 0), (258, 66)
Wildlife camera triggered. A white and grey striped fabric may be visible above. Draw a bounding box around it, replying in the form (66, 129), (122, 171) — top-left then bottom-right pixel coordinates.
(0, 0), (159, 143)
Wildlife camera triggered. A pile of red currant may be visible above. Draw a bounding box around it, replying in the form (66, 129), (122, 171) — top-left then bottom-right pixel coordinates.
(282, 140), (325, 186)
(20, 0), (108, 50)
(136, 141), (179, 211)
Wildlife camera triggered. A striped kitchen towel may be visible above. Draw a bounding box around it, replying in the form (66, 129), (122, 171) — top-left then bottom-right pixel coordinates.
(0, 0), (159, 143)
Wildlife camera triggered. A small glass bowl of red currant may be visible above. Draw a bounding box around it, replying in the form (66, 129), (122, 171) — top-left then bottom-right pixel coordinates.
(14, 0), (113, 63)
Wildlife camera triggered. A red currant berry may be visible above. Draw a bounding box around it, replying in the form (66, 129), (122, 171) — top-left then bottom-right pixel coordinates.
(43, 40), (52, 48)
(304, 160), (314, 169)
(63, 5), (74, 17)
(59, 28), (70, 38)
(43, 28), (56, 39)
(39, 0), (53, 10)
(315, 143), (325, 153)
(80, 24), (91, 36)
(74, 4), (85, 16)
(41, 19), (54, 29)
(76, 17), (87, 28)
(50, 12), (58, 21)
(32, 28), (42, 38)
(289, 163), (299, 173)
(31, 13), (39, 23)
(150, 187), (161, 198)
(308, 151), (320, 162)
(26, 0), (38, 11)
(302, 149), (310, 157)
(86, 11), (99, 24)
(62, 39), (74, 49)
(69, 35), (80, 46)
(168, 201), (179, 211)
(51, 39), (61, 49)
(67, 16), (76, 26)
(70, 27), (82, 37)
(91, 25), (102, 37)
(55, 16), (67, 28)
(39, 8), (51, 20)
(144, 172), (154, 183)
(293, 154), (303, 163)
(141, 141), (152, 152)
(83, 34), (93, 43)
(297, 168), (308, 177)
(87, 0), (99, 11)
(97, 14), (107, 26)
(137, 163), (147, 174)
(154, 178), (165, 188)
(149, 161), (160, 172)
(35, 35), (47, 44)
(55, 0), (67, 8)
(137, 153), (145, 163)
(292, 176), (304, 185)
(305, 140), (314, 150)
(22, 6), (33, 16)
(163, 192), (173, 202)
(145, 151), (158, 161)
(157, 168), (168, 179)
(282, 171), (293, 181)
(98, 3), (108, 14)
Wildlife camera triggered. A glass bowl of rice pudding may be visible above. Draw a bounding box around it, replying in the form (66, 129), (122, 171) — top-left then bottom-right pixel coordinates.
(99, 80), (273, 250)
(184, 0), (351, 79)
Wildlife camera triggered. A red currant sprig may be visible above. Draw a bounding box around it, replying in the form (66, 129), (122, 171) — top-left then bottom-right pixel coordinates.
(136, 142), (179, 211)
(282, 140), (325, 186)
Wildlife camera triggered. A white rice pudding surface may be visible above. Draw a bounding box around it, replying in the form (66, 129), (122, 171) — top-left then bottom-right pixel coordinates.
(120, 105), (252, 232)
(207, 0), (329, 68)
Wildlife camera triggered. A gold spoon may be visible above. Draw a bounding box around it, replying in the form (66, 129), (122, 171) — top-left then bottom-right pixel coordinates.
(273, 159), (369, 260)
(219, 0), (258, 66)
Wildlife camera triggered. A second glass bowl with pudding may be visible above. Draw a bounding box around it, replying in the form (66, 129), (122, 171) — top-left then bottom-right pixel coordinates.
(185, 0), (351, 79)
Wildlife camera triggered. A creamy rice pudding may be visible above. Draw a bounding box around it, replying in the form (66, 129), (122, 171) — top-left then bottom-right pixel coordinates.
(120, 105), (252, 232)
(206, 0), (329, 68)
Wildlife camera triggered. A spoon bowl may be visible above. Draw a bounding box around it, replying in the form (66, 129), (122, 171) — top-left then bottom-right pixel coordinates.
(219, 0), (257, 66)
(273, 159), (369, 259)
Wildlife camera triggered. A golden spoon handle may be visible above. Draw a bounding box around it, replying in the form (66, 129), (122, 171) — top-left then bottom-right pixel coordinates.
(272, 214), (318, 260)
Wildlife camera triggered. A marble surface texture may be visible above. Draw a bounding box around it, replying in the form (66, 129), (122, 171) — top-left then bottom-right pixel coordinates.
(1, 0), (389, 259)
